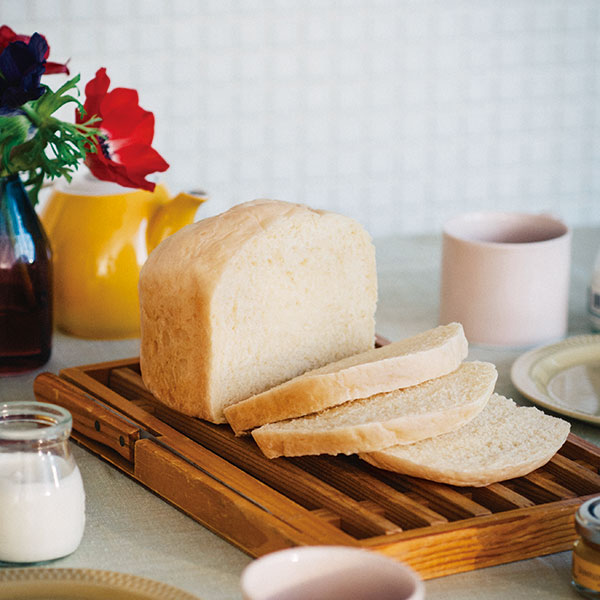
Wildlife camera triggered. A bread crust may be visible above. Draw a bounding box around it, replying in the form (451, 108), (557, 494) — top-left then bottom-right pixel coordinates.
(361, 451), (563, 487)
(224, 323), (468, 433)
(140, 202), (289, 421)
(253, 402), (490, 458)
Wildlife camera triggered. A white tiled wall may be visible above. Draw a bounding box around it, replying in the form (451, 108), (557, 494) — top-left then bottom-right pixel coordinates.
(10, 0), (600, 238)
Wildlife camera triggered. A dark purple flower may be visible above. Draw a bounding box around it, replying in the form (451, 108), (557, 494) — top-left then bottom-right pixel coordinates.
(0, 26), (69, 75)
(0, 33), (48, 108)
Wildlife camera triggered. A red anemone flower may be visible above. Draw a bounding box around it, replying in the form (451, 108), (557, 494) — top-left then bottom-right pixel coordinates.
(0, 25), (69, 75)
(76, 68), (169, 191)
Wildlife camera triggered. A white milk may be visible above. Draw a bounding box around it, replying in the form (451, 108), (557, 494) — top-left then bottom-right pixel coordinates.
(0, 452), (86, 563)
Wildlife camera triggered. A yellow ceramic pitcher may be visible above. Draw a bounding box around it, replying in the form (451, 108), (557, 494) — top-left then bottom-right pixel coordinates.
(41, 173), (206, 339)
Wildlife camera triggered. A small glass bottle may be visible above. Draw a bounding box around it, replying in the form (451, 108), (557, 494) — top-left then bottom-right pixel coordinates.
(0, 401), (86, 564)
(573, 497), (600, 598)
(0, 174), (53, 374)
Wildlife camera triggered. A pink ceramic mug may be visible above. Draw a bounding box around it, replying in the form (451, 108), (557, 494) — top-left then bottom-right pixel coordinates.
(241, 546), (424, 600)
(439, 211), (571, 347)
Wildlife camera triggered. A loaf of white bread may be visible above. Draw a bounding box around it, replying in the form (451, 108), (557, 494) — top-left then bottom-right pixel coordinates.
(224, 322), (469, 434)
(139, 199), (377, 423)
(139, 198), (569, 487)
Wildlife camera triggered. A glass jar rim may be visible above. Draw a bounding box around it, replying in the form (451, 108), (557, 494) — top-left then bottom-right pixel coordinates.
(576, 497), (600, 544)
(0, 401), (72, 441)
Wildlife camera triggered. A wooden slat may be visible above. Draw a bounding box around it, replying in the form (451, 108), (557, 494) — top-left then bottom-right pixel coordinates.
(468, 483), (535, 511)
(508, 471), (578, 503)
(64, 357), (140, 386)
(293, 455), (448, 528)
(359, 500), (386, 517)
(110, 366), (168, 403)
(544, 454), (600, 495)
(309, 502), (396, 530)
(370, 470), (492, 520)
(561, 434), (600, 469)
(310, 508), (341, 528)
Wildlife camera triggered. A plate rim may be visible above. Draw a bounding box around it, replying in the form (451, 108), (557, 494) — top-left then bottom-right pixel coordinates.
(511, 333), (600, 424)
(0, 567), (200, 600)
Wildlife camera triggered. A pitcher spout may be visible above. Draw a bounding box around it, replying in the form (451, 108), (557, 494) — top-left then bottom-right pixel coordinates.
(147, 190), (207, 252)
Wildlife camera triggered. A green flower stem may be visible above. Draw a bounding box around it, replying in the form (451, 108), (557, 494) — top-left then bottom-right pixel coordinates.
(19, 103), (40, 126)
(0, 75), (100, 205)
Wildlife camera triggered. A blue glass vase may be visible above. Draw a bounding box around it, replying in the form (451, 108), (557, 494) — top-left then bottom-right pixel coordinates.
(0, 174), (53, 374)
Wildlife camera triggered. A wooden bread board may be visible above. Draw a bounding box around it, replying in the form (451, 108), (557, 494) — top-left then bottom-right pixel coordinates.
(33, 357), (600, 580)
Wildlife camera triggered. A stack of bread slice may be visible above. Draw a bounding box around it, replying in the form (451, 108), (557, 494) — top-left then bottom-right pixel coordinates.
(224, 322), (570, 487)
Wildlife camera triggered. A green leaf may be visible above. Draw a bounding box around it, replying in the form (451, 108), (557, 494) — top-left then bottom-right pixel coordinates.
(0, 74), (101, 206)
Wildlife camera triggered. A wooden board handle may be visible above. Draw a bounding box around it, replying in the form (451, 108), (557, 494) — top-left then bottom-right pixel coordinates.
(33, 372), (140, 463)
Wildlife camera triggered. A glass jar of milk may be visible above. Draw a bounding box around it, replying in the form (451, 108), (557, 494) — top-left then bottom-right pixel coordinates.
(0, 401), (85, 564)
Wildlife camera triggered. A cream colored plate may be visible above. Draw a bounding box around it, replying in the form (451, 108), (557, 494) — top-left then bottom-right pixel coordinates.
(0, 568), (200, 600)
(511, 334), (600, 424)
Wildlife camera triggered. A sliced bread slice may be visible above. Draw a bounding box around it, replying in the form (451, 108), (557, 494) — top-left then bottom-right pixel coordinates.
(251, 361), (497, 458)
(224, 323), (468, 434)
(361, 394), (570, 487)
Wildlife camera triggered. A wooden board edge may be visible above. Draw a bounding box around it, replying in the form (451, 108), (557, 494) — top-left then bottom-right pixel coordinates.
(135, 438), (358, 556)
(360, 497), (583, 579)
(60, 358), (140, 387)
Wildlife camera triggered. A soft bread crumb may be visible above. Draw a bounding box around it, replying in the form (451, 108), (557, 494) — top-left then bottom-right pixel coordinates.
(361, 394), (571, 486)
